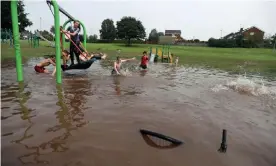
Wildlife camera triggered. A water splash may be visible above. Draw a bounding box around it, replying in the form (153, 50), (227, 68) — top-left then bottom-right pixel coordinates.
(212, 75), (276, 98)
(119, 68), (133, 76)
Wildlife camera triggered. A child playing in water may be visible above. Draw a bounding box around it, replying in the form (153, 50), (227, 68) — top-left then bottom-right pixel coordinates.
(140, 51), (149, 69)
(175, 56), (179, 66)
(62, 50), (70, 66)
(112, 56), (136, 75)
(61, 52), (108, 71)
(79, 52), (107, 62)
(48, 50), (70, 76)
(34, 56), (56, 74)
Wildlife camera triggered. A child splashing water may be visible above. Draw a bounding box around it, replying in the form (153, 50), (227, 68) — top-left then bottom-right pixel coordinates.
(112, 56), (136, 75)
(34, 56), (56, 74)
(140, 51), (149, 69)
(34, 50), (70, 76)
(79, 52), (107, 62)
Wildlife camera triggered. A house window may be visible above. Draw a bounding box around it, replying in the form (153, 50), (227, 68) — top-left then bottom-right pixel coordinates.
(250, 32), (254, 36)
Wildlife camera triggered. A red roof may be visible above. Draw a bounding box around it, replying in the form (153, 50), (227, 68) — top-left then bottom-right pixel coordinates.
(243, 26), (264, 33)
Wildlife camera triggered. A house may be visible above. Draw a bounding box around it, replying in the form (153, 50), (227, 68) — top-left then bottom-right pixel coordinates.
(165, 30), (181, 37)
(223, 26), (264, 43)
(243, 26), (264, 42)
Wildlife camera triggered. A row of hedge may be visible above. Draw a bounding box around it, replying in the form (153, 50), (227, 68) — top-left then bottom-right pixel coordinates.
(90, 39), (145, 44)
(207, 38), (261, 48)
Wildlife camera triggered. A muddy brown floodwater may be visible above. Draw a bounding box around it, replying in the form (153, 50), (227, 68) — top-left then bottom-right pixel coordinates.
(1, 58), (276, 166)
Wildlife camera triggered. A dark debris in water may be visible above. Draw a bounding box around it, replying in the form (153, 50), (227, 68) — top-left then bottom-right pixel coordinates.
(1, 115), (12, 120)
(1, 132), (14, 137)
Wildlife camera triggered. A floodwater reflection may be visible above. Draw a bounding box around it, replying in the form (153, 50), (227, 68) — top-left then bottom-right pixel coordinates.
(12, 82), (89, 165)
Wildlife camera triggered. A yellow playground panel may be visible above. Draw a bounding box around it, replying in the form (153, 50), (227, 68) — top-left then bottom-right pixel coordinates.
(149, 46), (173, 63)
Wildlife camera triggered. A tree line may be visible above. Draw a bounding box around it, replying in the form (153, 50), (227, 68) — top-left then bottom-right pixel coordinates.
(2, 1), (274, 48)
(99, 17), (145, 45)
(208, 34), (276, 48)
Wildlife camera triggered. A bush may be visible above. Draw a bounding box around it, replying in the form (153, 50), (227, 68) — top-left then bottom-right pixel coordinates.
(208, 38), (237, 48)
(95, 39), (145, 44)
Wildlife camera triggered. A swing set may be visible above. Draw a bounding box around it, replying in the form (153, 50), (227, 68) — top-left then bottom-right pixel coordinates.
(11, 0), (89, 84)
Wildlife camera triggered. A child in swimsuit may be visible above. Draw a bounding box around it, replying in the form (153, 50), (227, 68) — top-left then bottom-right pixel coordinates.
(79, 52), (107, 62)
(140, 51), (149, 69)
(112, 56), (136, 75)
(34, 56), (56, 74)
(37, 50), (70, 76)
(61, 52), (108, 71)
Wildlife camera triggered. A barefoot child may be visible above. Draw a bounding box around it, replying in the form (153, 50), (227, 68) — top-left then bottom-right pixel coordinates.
(50, 50), (70, 76)
(62, 50), (70, 66)
(34, 56), (56, 74)
(79, 52), (107, 62)
(61, 52), (108, 71)
(175, 56), (179, 66)
(112, 56), (136, 75)
(140, 51), (149, 69)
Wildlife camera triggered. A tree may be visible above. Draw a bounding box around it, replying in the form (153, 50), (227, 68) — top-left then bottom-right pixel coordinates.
(116, 16), (146, 46)
(50, 26), (55, 34)
(158, 32), (164, 36)
(271, 34), (276, 45)
(1, 1), (33, 32)
(148, 29), (159, 44)
(99, 19), (116, 41)
(88, 34), (98, 43)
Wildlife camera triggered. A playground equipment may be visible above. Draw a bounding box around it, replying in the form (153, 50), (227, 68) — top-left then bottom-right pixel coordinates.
(11, 0), (87, 84)
(28, 31), (40, 48)
(149, 45), (173, 63)
(1, 28), (14, 47)
(35, 31), (55, 47)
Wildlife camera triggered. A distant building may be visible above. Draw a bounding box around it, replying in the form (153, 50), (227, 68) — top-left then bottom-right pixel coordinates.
(159, 36), (176, 45)
(165, 30), (181, 37)
(224, 26), (265, 43)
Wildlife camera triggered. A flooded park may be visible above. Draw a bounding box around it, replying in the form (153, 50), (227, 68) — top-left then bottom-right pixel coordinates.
(1, 58), (276, 166)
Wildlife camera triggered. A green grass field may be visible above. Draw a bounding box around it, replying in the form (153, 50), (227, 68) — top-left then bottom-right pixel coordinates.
(2, 40), (276, 76)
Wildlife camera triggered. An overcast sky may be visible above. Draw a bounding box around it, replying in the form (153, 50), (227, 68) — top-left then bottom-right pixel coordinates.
(24, 0), (276, 41)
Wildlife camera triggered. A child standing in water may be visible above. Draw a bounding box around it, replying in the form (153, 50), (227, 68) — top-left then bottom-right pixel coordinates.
(112, 56), (136, 75)
(175, 56), (179, 66)
(140, 51), (149, 69)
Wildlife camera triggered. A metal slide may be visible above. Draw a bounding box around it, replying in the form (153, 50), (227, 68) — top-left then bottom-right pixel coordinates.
(35, 31), (55, 47)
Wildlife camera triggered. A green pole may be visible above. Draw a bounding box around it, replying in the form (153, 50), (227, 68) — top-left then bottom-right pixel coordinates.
(11, 1), (24, 82)
(34, 35), (36, 48)
(10, 29), (13, 47)
(5, 29), (8, 43)
(62, 19), (87, 50)
(30, 33), (32, 46)
(167, 45), (170, 63)
(52, 0), (62, 84)
(162, 45), (164, 63)
(31, 34), (33, 47)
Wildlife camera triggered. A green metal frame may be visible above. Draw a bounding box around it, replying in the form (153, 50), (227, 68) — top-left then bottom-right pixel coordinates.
(11, 0), (62, 84)
(148, 45), (173, 63)
(11, 1), (23, 82)
(62, 19), (87, 50)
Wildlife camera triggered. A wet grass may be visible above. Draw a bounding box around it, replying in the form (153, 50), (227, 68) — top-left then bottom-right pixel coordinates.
(1, 40), (276, 76)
